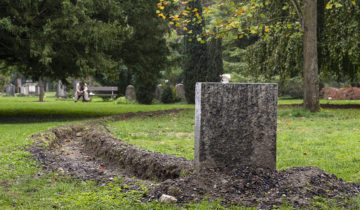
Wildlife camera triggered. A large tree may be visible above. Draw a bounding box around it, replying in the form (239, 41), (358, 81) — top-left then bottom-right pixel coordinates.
(183, 0), (208, 103)
(120, 0), (170, 104)
(303, 0), (319, 111)
(0, 0), (128, 101)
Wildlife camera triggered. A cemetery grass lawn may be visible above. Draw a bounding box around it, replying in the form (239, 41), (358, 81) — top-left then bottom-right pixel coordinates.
(1, 95), (360, 209)
(1, 96), (228, 209)
(108, 105), (360, 208)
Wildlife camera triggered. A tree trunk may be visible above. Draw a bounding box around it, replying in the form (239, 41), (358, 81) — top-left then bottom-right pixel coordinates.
(303, 0), (320, 112)
(39, 77), (44, 102)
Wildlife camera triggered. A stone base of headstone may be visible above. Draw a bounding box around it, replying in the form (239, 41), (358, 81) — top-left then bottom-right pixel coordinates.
(125, 85), (136, 101)
(195, 83), (278, 171)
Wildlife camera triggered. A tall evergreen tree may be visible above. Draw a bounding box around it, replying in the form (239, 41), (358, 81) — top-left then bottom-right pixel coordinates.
(206, 36), (223, 82)
(183, 0), (208, 104)
(121, 0), (169, 104)
(0, 0), (128, 101)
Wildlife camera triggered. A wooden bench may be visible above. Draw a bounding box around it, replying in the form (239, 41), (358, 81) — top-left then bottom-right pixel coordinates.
(88, 86), (118, 100)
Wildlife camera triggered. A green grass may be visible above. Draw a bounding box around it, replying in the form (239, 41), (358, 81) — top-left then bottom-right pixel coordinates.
(1, 95), (360, 209)
(0, 94), (193, 123)
(109, 110), (195, 160)
(0, 95), (203, 209)
(278, 97), (360, 105)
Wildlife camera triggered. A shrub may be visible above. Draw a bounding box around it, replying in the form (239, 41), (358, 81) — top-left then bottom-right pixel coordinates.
(161, 85), (174, 104)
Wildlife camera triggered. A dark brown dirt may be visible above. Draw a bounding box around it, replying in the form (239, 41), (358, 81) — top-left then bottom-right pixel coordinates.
(151, 166), (359, 208)
(28, 109), (360, 209)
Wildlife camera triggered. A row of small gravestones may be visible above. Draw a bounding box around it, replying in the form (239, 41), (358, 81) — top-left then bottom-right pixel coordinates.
(125, 84), (186, 102)
(55, 81), (186, 102)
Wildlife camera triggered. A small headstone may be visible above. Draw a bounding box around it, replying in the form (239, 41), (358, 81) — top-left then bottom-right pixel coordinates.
(155, 84), (163, 101)
(175, 84), (186, 102)
(125, 85), (136, 101)
(195, 83), (278, 171)
(5, 84), (15, 96)
(56, 80), (67, 98)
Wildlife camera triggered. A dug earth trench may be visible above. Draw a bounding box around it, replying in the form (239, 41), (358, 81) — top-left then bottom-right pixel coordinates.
(29, 109), (360, 209)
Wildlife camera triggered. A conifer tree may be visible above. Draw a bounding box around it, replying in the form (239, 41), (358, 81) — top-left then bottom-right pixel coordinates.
(183, 0), (208, 104)
(206, 36), (223, 82)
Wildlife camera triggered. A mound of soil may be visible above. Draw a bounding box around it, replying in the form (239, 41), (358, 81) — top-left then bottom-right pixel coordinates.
(151, 166), (359, 208)
(28, 109), (360, 209)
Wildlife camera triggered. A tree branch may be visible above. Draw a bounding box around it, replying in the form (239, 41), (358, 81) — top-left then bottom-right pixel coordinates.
(290, 0), (303, 22)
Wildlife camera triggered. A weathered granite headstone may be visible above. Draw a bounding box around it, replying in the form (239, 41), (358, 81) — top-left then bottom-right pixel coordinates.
(56, 80), (67, 98)
(5, 84), (15, 96)
(175, 84), (186, 102)
(155, 84), (163, 101)
(125, 85), (136, 101)
(195, 83), (278, 171)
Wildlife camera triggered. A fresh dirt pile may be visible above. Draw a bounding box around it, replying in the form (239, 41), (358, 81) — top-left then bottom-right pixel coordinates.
(151, 166), (360, 208)
(28, 109), (360, 209)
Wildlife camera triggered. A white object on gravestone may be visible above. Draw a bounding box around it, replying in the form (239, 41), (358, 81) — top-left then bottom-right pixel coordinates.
(221, 74), (231, 83)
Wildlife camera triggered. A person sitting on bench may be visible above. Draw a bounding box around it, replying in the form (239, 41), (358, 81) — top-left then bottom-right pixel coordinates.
(74, 81), (90, 102)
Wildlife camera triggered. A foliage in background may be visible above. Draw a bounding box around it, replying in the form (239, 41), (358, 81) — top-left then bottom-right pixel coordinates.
(161, 85), (174, 104)
(206, 35), (223, 82)
(162, 31), (184, 84)
(183, 0), (208, 104)
(0, 74), (10, 92)
(121, 0), (170, 104)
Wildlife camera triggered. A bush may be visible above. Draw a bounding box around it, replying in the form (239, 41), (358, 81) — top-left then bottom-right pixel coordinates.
(279, 76), (303, 99)
(114, 97), (137, 104)
(161, 85), (174, 104)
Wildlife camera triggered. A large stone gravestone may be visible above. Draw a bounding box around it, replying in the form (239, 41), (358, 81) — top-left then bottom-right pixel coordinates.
(155, 84), (163, 101)
(195, 83), (278, 171)
(125, 85), (136, 101)
(6, 84), (15, 96)
(56, 80), (67, 98)
(175, 84), (186, 102)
